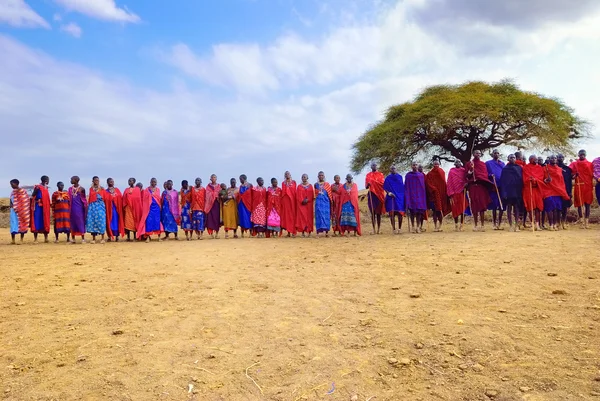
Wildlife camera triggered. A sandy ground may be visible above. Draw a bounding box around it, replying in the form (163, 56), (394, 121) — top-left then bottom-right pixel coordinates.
(1, 225), (599, 401)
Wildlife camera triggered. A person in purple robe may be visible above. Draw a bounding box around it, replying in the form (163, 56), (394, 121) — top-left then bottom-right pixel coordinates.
(68, 175), (87, 244)
(384, 166), (405, 234)
(486, 149), (506, 229)
(404, 162), (427, 233)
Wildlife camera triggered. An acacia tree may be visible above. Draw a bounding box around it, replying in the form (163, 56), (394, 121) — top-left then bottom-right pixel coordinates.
(351, 80), (588, 173)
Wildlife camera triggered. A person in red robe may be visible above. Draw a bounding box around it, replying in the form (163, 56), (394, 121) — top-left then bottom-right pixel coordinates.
(296, 173), (315, 236)
(122, 178), (142, 241)
(105, 178), (125, 241)
(251, 177), (268, 237)
(339, 174), (361, 236)
(522, 155), (546, 231)
(330, 175), (342, 236)
(280, 171), (297, 237)
(465, 150), (492, 231)
(446, 160), (467, 231)
(31, 175), (51, 243)
(365, 162), (386, 234)
(569, 149), (594, 228)
(191, 178), (206, 239)
(543, 155), (570, 231)
(425, 160), (451, 232)
(266, 178), (282, 238)
(137, 178), (164, 242)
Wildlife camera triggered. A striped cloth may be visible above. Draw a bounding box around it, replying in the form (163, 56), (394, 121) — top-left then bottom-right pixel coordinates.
(52, 191), (71, 233)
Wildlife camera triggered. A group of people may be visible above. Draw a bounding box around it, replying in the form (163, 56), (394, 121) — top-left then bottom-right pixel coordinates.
(7, 149), (599, 244)
(8, 172), (363, 244)
(364, 149), (599, 234)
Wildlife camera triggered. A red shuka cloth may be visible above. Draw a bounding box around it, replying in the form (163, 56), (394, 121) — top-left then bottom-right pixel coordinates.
(569, 159), (594, 206)
(339, 183), (361, 235)
(236, 183), (253, 211)
(31, 184), (51, 233)
(105, 188), (125, 239)
(123, 187), (142, 231)
(137, 187), (164, 238)
(543, 165), (570, 200)
(204, 183), (220, 214)
(268, 186), (282, 216)
(281, 180), (297, 235)
(251, 186), (267, 226)
(331, 183), (342, 232)
(191, 186), (206, 211)
(522, 163), (545, 211)
(296, 183), (314, 233)
(425, 167), (451, 216)
(365, 171), (386, 213)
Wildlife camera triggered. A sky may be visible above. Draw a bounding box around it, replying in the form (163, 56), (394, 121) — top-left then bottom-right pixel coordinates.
(1, 0), (599, 195)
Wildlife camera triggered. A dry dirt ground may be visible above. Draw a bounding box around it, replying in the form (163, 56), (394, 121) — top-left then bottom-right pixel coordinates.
(1, 224), (599, 401)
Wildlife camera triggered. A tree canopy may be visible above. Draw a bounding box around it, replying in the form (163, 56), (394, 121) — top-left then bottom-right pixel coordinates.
(351, 80), (588, 173)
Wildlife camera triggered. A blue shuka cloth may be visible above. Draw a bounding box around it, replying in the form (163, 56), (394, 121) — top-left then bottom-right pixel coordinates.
(314, 183), (331, 232)
(145, 195), (162, 233)
(86, 192), (107, 235)
(486, 159), (505, 210)
(383, 173), (405, 213)
(238, 186), (252, 229)
(499, 163), (523, 201)
(404, 172), (426, 212)
(161, 191), (178, 233)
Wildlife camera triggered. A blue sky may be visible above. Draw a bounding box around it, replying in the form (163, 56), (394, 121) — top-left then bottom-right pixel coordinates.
(1, 0), (599, 195)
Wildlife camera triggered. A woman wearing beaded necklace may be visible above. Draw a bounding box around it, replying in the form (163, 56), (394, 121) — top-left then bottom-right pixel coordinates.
(339, 174), (361, 236)
(138, 178), (164, 242)
(86, 176), (107, 244)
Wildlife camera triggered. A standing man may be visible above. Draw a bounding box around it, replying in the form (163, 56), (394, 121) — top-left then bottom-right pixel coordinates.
(543, 155), (570, 231)
(236, 175), (253, 237)
(500, 155), (523, 232)
(296, 174), (314, 237)
(486, 149), (505, 230)
(569, 149), (594, 228)
(426, 160), (450, 232)
(405, 162), (427, 233)
(51, 182), (71, 243)
(446, 160), (467, 231)
(522, 155), (545, 231)
(31, 175), (51, 243)
(556, 154), (573, 229)
(514, 151), (526, 167)
(123, 178), (142, 241)
(383, 166), (405, 234)
(465, 150), (492, 231)
(105, 178), (125, 242)
(365, 162), (386, 234)
(280, 171), (297, 237)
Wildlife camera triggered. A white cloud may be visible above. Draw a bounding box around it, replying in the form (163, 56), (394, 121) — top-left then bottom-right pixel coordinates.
(0, 0), (50, 28)
(60, 22), (82, 38)
(53, 13), (62, 22)
(54, 0), (139, 23)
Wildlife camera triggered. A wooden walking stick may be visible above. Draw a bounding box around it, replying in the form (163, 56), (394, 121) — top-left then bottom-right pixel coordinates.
(367, 188), (375, 234)
(461, 188), (466, 229)
(529, 180), (535, 232)
(492, 175), (503, 210)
